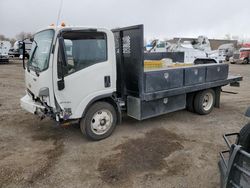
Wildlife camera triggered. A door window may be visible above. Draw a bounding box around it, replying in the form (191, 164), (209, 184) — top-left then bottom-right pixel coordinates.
(58, 31), (107, 78)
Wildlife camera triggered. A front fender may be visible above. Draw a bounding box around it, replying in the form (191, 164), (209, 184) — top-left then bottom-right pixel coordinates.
(71, 90), (115, 119)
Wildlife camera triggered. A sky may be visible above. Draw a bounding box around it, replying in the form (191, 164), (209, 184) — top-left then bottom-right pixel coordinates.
(1, 0), (250, 40)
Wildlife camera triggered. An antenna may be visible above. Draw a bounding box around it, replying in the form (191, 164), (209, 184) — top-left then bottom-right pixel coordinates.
(56, 0), (64, 26)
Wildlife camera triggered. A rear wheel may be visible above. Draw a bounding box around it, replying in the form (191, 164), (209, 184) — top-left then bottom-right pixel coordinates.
(243, 58), (249, 64)
(80, 102), (117, 141)
(194, 89), (215, 115)
(238, 123), (250, 152)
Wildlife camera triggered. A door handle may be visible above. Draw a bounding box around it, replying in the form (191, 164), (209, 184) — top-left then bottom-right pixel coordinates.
(104, 76), (111, 88)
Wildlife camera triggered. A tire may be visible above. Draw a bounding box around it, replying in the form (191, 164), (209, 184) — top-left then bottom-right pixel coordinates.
(238, 123), (250, 152)
(194, 89), (215, 115)
(243, 58), (249, 64)
(80, 102), (117, 141)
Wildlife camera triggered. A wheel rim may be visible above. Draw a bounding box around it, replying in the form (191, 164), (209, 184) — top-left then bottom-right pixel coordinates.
(202, 93), (213, 111)
(90, 109), (113, 135)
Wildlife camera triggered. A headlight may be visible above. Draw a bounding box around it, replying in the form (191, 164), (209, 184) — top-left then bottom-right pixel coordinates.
(39, 87), (50, 104)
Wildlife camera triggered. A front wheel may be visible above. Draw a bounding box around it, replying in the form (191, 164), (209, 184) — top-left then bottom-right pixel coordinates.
(80, 102), (117, 141)
(194, 89), (215, 115)
(243, 58), (249, 64)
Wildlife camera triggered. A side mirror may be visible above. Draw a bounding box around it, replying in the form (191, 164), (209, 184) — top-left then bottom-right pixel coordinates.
(57, 37), (67, 90)
(245, 107), (250, 117)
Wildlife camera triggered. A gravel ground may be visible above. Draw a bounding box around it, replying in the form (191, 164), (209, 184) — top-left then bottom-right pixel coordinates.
(0, 60), (249, 188)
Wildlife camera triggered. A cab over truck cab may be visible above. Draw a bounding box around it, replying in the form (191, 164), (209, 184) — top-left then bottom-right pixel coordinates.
(20, 24), (242, 140)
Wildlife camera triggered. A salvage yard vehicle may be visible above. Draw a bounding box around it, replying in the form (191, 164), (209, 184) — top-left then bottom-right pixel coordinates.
(0, 41), (11, 63)
(8, 40), (33, 59)
(219, 107), (250, 188)
(218, 43), (235, 62)
(239, 48), (250, 64)
(147, 38), (222, 64)
(20, 24), (242, 140)
(231, 48), (250, 64)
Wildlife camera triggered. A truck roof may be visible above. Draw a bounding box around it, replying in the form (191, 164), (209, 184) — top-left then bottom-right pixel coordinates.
(35, 25), (110, 35)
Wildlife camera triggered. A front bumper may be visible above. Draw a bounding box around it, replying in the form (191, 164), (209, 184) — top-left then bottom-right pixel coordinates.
(20, 94), (45, 114)
(0, 56), (9, 62)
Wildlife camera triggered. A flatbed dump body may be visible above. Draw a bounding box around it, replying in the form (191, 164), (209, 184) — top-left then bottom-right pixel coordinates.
(112, 25), (242, 120)
(142, 74), (242, 101)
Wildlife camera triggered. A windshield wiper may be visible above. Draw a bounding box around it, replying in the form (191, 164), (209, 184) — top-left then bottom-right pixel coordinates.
(28, 41), (40, 76)
(28, 62), (40, 76)
(33, 65), (40, 77)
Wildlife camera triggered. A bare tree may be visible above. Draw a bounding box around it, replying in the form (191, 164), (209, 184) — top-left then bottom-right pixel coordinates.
(0, 32), (33, 47)
(9, 38), (16, 46)
(15, 32), (33, 40)
(0, 34), (15, 46)
(0, 34), (9, 41)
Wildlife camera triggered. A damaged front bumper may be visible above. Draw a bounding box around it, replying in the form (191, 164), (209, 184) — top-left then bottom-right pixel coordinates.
(20, 94), (64, 121)
(20, 94), (45, 114)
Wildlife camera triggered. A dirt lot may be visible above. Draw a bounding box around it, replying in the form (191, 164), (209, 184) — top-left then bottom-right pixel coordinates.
(0, 60), (249, 188)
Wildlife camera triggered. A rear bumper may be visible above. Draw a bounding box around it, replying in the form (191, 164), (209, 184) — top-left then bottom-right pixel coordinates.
(20, 94), (45, 114)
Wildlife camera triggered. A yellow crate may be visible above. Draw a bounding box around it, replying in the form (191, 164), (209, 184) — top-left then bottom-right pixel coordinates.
(144, 60), (164, 68)
(169, 63), (193, 67)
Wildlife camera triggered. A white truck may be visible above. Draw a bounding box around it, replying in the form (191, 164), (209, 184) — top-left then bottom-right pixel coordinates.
(14, 39), (32, 59)
(147, 39), (223, 64)
(20, 24), (242, 140)
(0, 41), (11, 63)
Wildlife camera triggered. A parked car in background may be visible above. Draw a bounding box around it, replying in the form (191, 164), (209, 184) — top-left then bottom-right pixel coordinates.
(8, 47), (20, 58)
(11, 39), (32, 59)
(230, 48), (250, 64)
(218, 43), (235, 61)
(219, 107), (250, 188)
(229, 50), (240, 64)
(0, 41), (11, 63)
(239, 48), (250, 64)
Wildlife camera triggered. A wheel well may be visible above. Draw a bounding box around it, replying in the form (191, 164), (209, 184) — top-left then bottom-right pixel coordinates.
(82, 96), (122, 124)
(244, 57), (249, 62)
(186, 87), (221, 109)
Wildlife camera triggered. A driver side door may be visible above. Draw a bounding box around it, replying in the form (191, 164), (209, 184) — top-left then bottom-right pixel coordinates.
(53, 30), (116, 119)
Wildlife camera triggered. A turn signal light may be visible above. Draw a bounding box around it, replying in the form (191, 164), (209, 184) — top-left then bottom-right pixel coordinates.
(61, 22), (66, 27)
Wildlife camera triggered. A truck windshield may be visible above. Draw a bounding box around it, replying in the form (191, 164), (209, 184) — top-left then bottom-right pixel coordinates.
(28, 29), (54, 72)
